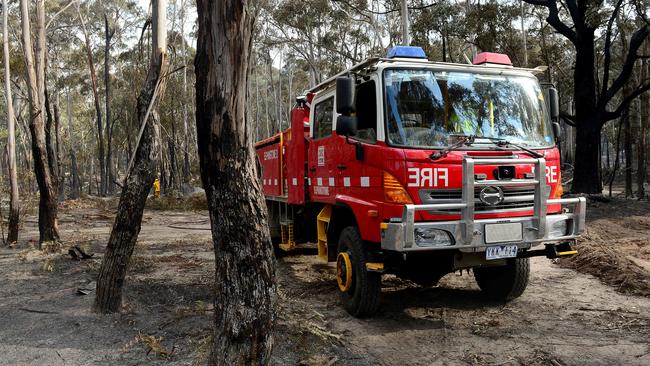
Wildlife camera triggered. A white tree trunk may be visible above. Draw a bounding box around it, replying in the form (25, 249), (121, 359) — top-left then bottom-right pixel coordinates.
(3, 0), (19, 244)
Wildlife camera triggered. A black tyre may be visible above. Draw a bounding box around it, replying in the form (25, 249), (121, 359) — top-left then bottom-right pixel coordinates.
(473, 258), (529, 301)
(337, 226), (381, 317)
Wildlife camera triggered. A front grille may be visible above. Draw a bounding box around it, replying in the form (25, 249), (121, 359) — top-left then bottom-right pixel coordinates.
(419, 186), (548, 213)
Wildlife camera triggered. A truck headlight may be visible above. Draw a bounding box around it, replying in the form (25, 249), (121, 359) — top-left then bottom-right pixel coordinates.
(549, 219), (570, 237)
(414, 228), (453, 247)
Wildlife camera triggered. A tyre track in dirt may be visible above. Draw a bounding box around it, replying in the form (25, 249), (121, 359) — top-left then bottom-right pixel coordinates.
(278, 251), (650, 366)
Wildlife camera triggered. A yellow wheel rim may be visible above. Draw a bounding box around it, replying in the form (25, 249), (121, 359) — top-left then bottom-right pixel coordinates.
(336, 252), (353, 292)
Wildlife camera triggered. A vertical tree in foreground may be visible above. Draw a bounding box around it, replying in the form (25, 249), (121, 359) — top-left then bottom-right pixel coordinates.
(94, 0), (168, 313)
(195, 1), (277, 363)
(19, 0), (60, 245)
(3, 0), (19, 244)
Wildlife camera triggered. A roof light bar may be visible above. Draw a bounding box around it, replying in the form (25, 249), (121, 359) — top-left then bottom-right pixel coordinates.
(472, 52), (512, 66)
(386, 46), (427, 59)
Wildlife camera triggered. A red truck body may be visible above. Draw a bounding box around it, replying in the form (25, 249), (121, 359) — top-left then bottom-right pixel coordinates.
(254, 47), (585, 317)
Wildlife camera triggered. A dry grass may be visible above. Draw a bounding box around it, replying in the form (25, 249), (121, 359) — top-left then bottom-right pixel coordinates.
(137, 333), (175, 359)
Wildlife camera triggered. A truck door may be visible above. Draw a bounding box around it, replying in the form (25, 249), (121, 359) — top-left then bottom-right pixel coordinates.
(307, 94), (336, 202)
(335, 79), (383, 196)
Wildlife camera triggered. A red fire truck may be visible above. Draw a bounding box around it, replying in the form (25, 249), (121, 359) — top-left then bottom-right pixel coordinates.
(255, 46), (586, 317)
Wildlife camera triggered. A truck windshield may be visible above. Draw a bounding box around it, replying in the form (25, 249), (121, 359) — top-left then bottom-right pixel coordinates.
(384, 69), (554, 148)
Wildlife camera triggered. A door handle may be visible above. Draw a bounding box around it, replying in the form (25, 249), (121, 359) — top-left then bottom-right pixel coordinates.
(309, 167), (316, 172)
(337, 164), (347, 170)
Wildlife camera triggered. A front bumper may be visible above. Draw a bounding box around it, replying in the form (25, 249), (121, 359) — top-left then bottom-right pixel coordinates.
(381, 157), (586, 253)
(381, 197), (586, 252)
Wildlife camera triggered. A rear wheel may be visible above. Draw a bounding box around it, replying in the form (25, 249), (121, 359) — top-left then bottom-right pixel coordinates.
(473, 258), (529, 301)
(336, 226), (381, 317)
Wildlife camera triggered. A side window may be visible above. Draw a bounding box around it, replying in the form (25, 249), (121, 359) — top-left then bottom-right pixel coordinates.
(355, 81), (377, 143)
(313, 97), (334, 139)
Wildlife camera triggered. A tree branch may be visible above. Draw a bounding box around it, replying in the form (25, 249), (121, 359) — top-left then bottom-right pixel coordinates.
(600, 0), (625, 102)
(524, 0), (577, 44)
(560, 111), (577, 127)
(605, 83), (650, 121)
(604, 25), (650, 104)
(46, 0), (77, 30)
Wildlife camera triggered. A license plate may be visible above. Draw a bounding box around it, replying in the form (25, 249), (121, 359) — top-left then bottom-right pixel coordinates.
(486, 245), (519, 260)
(484, 222), (523, 244)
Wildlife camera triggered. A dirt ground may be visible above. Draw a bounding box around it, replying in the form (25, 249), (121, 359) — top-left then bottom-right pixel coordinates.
(0, 198), (649, 365)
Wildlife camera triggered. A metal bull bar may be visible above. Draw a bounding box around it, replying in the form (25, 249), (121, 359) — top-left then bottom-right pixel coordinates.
(389, 157), (586, 251)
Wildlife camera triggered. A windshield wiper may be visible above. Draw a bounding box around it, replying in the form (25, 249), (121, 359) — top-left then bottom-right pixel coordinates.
(430, 135), (475, 161)
(477, 136), (544, 158)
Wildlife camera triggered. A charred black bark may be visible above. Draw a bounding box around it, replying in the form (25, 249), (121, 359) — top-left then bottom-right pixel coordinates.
(195, 1), (277, 364)
(94, 1), (167, 314)
(94, 63), (163, 313)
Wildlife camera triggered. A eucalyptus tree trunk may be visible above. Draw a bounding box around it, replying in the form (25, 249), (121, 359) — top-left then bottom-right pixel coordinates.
(195, 1), (277, 363)
(20, 0), (60, 245)
(639, 61), (648, 199)
(105, 14), (115, 195)
(54, 93), (64, 200)
(3, 0), (19, 244)
(181, 0), (190, 184)
(94, 0), (168, 313)
(44, 86), (60, 196)
(79, 7), (106, 196)
(67, 89), (81, 199)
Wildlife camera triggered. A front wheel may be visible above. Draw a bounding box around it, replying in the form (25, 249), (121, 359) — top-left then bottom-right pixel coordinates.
(336, 226), (381, 317)
(473, 258), (529, 301)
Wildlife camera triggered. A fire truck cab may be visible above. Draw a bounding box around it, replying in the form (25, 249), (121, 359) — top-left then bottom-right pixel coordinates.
(255, 46), (586, 317)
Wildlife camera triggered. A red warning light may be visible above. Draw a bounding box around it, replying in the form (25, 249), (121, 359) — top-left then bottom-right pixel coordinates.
(472, 52), (512, 66)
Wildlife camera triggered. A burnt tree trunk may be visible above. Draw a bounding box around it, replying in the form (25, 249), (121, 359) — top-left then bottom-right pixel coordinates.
(639, 54), (648, 198)
(3, 0), (19, 244)
(195, 1), (277, 364)
(44, 85), (60, 199)
(624, 103), (633, 197)
(570, 34), (602, 194)
(524, 0), (649, 195)
(20, 0), (59, 245)
(94, 0), (168, 313)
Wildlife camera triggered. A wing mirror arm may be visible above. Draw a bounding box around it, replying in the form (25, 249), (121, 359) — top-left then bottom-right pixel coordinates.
(335, 76), (364, 161)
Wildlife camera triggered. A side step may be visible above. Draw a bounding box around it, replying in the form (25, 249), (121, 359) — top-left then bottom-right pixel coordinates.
(518, 241), (577, 259)
(316, 205), (332, 261)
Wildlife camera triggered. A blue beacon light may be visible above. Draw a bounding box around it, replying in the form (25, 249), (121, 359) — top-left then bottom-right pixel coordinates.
(386, 46), (427, 59)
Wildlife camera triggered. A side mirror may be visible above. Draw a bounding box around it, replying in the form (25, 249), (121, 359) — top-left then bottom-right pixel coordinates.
(546, 87), (560, 122)
(336, 115), (357, 137)
(552, 121), (561, 142)
(336, 77), (355, 115)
